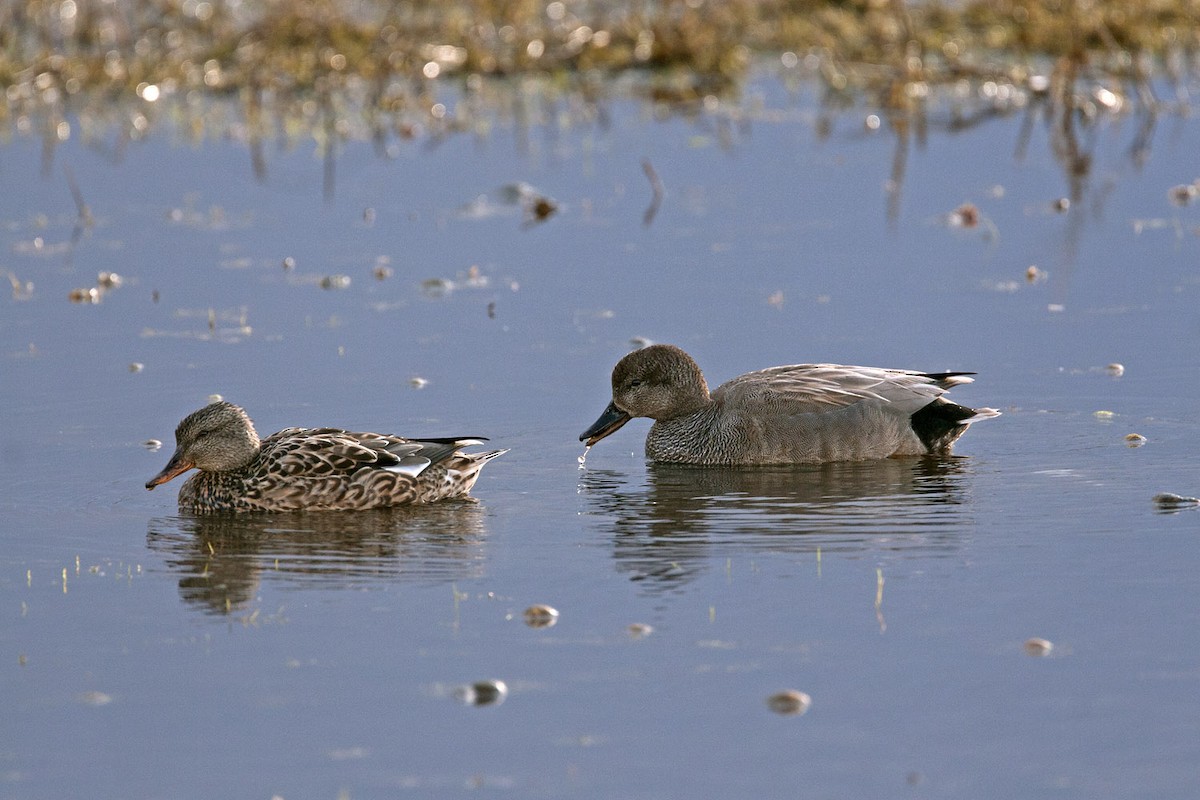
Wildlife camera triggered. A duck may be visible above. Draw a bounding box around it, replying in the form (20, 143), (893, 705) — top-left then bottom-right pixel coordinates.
(146, 401), (506, 512)
(580, 344), (999, 465)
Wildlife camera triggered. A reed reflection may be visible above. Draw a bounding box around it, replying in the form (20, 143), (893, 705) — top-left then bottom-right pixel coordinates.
(146, 501), (489, 615)
(579, 457), (973, 593)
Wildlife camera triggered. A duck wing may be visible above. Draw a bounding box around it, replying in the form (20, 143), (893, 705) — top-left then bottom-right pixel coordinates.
(259, 428), (489, 479)
(713, 364), (973, 416)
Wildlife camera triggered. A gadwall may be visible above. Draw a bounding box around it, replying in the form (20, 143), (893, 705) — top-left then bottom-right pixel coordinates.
(146, 401), (505, 512)
(580, 344), (999, 465)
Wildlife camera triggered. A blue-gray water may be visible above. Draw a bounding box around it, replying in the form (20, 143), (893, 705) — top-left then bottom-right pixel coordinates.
(3, 75), (1199, 798)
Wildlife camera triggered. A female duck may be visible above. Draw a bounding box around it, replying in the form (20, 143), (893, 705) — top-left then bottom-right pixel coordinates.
(580, 344), (998, 465)
(146, 401), (505, 512)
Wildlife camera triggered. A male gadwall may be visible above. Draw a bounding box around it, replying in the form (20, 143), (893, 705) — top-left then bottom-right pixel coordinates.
(580, 344), (999, 465)
(146, 401), (505, 512)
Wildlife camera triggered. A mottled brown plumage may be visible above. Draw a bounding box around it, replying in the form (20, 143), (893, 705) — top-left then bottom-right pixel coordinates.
(146, 401), (505, 512)
(580, 344), (999, 465)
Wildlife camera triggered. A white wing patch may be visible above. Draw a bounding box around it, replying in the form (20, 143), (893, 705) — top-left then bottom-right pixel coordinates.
(383, 456), (432, 478)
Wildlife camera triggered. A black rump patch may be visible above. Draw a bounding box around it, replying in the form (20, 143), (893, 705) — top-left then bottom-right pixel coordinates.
(910, 399), (978, 453)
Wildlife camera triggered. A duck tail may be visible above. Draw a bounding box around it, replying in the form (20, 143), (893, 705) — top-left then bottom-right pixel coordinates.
(910, 399), (998, 453)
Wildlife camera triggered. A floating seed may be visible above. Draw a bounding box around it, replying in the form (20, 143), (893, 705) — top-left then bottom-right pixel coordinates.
(97, 271), (123, 289)
(208, 394), (223, 403)
(1051, 197), (1070, 213)
(1124, 433), (1146, 447)
(128, 362), (144, 373)
(627, 623), (653, 639)
(372, 265), (393, 280)
(1105, 363), (1125, 377)
(282, 256), (296, 271)
(363, 207), (376, 225)
(1025, 265), (1044, 283)
(320, 274), (351, 290)
(1168, 184), (1197, 206)
(523, 604), (559, 628)
(456, 679), (507, 707)
(948, 202), (979, 228)
(409, 377), (429, 389)
(1024, 637), (1053, 656)
(1093, 410), (1115, 419)
(486, 301), (496, 319)
(69, 287), (100, 304)
(767, 690), (812, 715)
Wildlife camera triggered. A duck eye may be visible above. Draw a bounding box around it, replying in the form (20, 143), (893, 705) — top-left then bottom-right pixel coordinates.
(628, 379), (642, 389)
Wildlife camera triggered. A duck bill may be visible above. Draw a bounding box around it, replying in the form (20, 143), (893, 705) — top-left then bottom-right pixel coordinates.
(145, 450), (194, 490)
(580, 402), (632, 446)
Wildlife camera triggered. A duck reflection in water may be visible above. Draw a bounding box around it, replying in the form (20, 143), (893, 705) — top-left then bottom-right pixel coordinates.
(578, 457), (972, 593)
(146, 502), (489, 616)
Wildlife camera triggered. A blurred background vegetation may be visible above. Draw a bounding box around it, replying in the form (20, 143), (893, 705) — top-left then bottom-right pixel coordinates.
(1, 0), (1197, 148)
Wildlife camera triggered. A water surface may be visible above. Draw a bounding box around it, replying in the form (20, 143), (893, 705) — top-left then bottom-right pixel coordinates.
(3, 75), (1199, 798)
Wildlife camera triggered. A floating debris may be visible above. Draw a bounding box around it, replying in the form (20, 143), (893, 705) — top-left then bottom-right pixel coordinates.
(282, 256), (296, 271)
(1051, 197), (1070, 213)
(463, 265), (488, 288)
(1124, 433), (1146, 447)
(362, 207), (376, 225)
(409, 376), (429, 389)
(208, 393), (224, 403)
(420, 278), (454, 297)
(526, 195), (558, 224)
(97, 271), (123, 289)
(940, 201), (998, 239)
(1153, 493), (1200, 510)
(1168, 184), (1197, 207)
(629, 336), (654, 350)
(128, 362), (144, 373)
(372, 264), (394, 281)
(1023, 637), (1054, 656)
(78, 690), (113, 706)
(1105, 363), (1125, 377)
(627, 623), (653, 639)
(320, 274), (351, 290)
(523, 605), (559, 629)
(455, 679), (508, 707)
(947, 202), (980, 228)
(767, 290), (785, 308)
(7, 271), (34, 300)
(69, 287), (101, 304)
(1025, 265), (1045, 283)
(143, 439), (162, 451)
(641, 157), (665, 226)
(766, 690), (812, 716)
(486, 301), (496, 319)
(1047, 303), (1065, 313)
(1093, 410), (1115, 419)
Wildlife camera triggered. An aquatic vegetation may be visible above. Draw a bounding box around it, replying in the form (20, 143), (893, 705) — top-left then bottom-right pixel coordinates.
(2, 0), (1196, 136)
